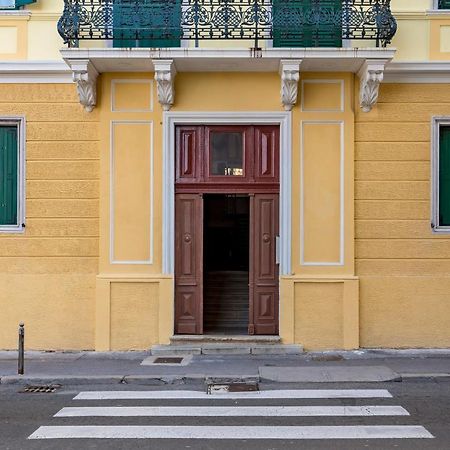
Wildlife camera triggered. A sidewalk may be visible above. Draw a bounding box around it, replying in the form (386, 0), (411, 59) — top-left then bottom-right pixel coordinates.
(2, 349), (450, 385)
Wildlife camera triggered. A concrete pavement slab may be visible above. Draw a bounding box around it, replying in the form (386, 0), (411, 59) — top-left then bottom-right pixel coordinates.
(1, 375), (125, 385)
(259, 366), (402, 383)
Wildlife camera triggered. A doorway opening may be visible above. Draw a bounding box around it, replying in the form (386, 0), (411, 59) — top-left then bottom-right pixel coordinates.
(203, 194), (249, 334)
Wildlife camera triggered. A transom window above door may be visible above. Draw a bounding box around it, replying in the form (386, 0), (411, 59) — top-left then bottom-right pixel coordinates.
(210, 132), (244, 177)
(175, 125), (279, 188)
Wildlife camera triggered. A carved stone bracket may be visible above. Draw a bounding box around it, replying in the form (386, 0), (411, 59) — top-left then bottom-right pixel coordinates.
(153, 59), (177, 111)
(70, 59), (98, 113)
(279, 60), (302, 111)
(358, 60), (389, 113)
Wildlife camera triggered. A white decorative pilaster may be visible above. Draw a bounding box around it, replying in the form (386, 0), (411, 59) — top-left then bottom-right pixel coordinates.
(279, 60), (302, 111)
(358, 60), (389, 113)
(153, 59), (177, 111)
(70, 59), (98, 113)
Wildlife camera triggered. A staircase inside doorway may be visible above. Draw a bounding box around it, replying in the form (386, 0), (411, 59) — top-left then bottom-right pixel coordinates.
(203, 195), (249, 334)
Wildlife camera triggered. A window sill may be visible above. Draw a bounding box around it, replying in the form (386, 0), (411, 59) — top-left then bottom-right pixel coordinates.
(427, 9), (450, 16)
(431, 225), (450, 234)
(0, 225), (25, 234)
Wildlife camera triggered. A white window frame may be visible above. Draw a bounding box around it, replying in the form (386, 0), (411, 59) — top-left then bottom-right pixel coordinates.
(432, 0), (450, 10)
(431, 116), (450, 233)
(0, 117), (25, 233)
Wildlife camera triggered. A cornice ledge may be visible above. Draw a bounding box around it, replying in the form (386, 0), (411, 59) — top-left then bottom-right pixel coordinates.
(358, 59), (390, 113)
(384, 61), (450, 83)
(66, 59), (98, 112)
(153, 59), (177, 111)
(279, 59), (302, 111)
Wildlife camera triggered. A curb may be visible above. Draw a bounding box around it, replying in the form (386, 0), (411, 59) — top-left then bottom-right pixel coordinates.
(0, 374), (260, 386)
(2, 373), (450, 386)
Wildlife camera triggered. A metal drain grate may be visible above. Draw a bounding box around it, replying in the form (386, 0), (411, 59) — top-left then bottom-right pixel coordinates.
(19, 385), (61, 394)
(207, 382), (259, 394)
(153, 357), (184, 364)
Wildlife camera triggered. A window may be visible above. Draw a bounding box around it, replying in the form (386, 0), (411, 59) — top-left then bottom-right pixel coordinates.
(434, 0), (450, 9)
(112, 0), (181, 48)
(0, 118), (25, 233)
(0, 0), (36, 9)
(273, 0), (342, 48)
(432, 118), (450, 233)
(210, 132), (244, 176)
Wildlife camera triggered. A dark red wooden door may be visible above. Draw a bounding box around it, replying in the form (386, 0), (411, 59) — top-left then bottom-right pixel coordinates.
(174, 194), (203, 334)
(249, 194), (279, 335)
(175, 125), (279, 335)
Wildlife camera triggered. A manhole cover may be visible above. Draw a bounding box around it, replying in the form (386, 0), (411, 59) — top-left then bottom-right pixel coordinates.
(153, 357), (184, 364)
(311, 354), (344, 362)
(207, 382), (259, 394)
(19, 385), (61, 394)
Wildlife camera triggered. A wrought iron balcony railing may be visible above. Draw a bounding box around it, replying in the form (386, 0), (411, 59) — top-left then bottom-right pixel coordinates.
(58, 0), (397, 49)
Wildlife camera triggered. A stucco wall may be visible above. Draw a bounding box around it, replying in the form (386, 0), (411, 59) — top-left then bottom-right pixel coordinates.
(355, 83), (450, 348)
(0, 83), (99, 350)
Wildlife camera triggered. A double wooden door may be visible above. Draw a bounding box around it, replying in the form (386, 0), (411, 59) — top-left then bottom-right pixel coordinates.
(174, 125), (280, 335)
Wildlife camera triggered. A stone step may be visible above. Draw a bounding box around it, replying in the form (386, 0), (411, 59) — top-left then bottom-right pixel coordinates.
(171, 334), (281, 345)
(151, 343), (303, 356)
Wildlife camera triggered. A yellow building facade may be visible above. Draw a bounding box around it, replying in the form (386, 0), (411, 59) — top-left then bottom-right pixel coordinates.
(0, 0), (450, 351)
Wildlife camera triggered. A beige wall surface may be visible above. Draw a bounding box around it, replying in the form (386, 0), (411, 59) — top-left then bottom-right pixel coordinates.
(355, 83), (450, 348)
(0, 83), (99, 350)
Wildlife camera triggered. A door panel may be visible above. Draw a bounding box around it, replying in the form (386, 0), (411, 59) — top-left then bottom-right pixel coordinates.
(175, 194), (203, 334)
(254, 126), (279, 183)
(249, 194), (279, 335)
(176, 126), (202, 183)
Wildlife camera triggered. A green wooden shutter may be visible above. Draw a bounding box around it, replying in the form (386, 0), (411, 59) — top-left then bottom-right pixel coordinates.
(0, 0), (35, 9)
(439, 0), (450, 9)
(113, 0), (181, 48)
(439, 126), (450, 227)
(14, 0), (36, 8)
(0, 126), (18, 226)
(273, 0), (342, 47)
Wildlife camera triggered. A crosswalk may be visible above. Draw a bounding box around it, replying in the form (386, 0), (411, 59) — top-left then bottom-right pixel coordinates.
(28, 389), (434, 441)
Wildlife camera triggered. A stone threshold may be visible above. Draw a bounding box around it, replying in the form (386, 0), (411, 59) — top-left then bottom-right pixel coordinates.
(152, 337), (303, 356)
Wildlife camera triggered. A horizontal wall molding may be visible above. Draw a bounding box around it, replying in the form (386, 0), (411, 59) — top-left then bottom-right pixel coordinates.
(0, 62), (72, 83)
(385, 62), (450, 83)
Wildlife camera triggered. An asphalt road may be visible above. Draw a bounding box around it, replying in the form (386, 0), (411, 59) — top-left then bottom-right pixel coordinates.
(1, 380), (449, 450)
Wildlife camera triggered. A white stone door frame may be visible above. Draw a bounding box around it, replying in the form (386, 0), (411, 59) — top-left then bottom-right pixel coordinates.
(162, 111), (292, 276)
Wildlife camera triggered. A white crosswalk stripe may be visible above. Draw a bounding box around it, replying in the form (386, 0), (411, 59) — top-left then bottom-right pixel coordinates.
(29, 425), (433, 440)
(28, 389), (435, 441)
(74, 389), (393, 400)
(55, 405), (410, 417)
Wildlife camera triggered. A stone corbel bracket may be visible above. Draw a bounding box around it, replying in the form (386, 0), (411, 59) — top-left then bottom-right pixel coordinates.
(358, 59), (389, 113)
(279, 60), (302, 111)
(153, 59), (177, 111)
(70, 59), (98, 113)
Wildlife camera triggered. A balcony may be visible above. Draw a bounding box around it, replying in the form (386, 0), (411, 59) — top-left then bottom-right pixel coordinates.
(58, 0), (397, 49)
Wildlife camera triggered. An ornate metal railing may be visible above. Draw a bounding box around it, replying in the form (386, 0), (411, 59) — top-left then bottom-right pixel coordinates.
(58, 0), (397, 49)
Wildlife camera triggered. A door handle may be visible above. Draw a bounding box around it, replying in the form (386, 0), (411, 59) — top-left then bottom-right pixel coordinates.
(275, 235), (280, 265)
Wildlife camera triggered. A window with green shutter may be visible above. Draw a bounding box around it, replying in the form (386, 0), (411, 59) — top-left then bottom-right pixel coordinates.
(439, 126), (450, 227)
(113, 0), (181, 48)
(432, 119), (450, 233)
(273, 0), (342, 48)
(0, 0), (36, 9)
(438, 0), (450, 9)
(0, 126), (18, 227)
